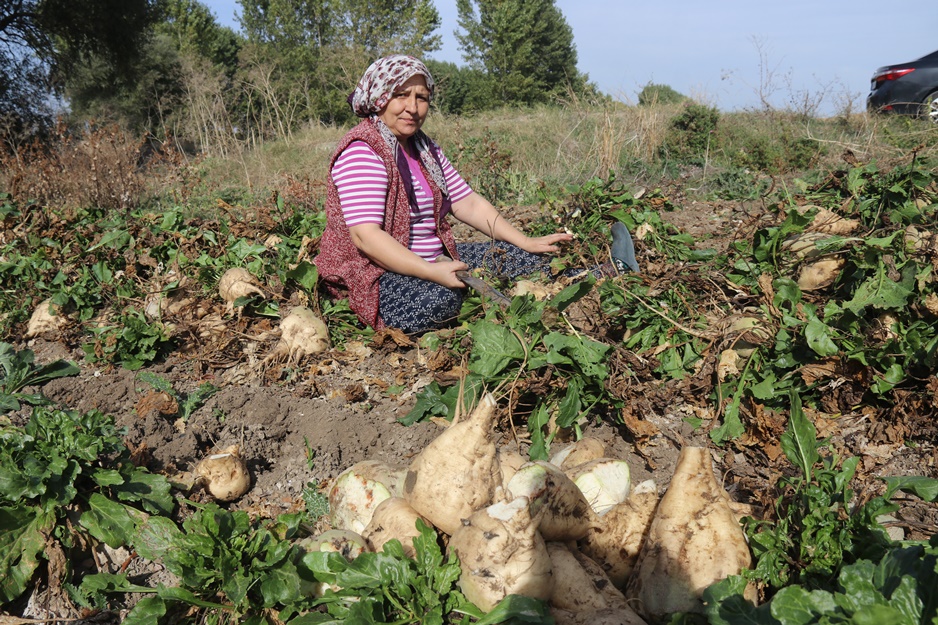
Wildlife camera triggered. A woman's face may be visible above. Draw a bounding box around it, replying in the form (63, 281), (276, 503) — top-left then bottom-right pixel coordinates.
(377, 74), (430, 141)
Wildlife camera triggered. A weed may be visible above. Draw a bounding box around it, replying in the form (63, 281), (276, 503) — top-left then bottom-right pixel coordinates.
(82, 309), (173, 371)
(319, 297), (373, 347)
(0, 122), (177, 212)
(704, 393), (938, 624)
(136, 371), (219, 422)
(0, 406), (174, 604)
(707, 169), (771, 200)
(447, 128), (515, 204)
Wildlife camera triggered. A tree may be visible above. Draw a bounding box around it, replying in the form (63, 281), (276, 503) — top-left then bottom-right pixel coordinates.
(236, 0), (443, 130)
(335, 0), (441, 58)
(455, 0), (584, 105)
(0, 0), (160, 140)
(158, 0), (241, 74)
(62, 0), (243, 133)
(424, 59), (489, 115)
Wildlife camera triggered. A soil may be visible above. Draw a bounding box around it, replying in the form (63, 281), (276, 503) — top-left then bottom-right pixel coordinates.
(11, 189), (938, 622)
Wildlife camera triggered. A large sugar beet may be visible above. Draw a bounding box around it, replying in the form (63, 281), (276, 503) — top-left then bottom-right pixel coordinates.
(579, 479), (658, 588)
(506, 461), (594, 541)
(448, 496), (553, 612)
(403, 393), (502, 535)
(625, 447), (755, 620)
(546, 542), (629, 612)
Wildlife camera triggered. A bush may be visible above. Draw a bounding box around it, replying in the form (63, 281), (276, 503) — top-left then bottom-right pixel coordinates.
(720, 118), (824, 174)
(638, 82), (687, 106)
(661, 102), (719, 163)
(425, 60), (494, 115)
(0, 121), (178, 212)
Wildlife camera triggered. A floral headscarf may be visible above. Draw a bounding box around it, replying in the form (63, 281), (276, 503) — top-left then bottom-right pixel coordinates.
(349, 55), (447, 196)
(350, 55), (435, 118)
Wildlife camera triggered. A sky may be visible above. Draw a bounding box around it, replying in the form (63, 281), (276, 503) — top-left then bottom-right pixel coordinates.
(200, 0), (937, 116)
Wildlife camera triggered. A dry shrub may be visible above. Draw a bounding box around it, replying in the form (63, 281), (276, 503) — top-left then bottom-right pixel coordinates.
(0, 121), (166, 211)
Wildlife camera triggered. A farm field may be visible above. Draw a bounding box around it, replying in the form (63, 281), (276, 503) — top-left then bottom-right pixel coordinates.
(2, 107), (938, 624)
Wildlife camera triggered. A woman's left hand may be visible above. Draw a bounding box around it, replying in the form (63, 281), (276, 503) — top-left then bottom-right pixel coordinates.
(520, 232), (574, 254)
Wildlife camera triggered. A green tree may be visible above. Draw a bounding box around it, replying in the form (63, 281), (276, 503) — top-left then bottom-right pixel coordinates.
(158, 0), (241, 74)
(236, 0), (443, 129)
(64, 33), (183, 131)
(638, 82), (687, 106)
(425, 59), (489, 115)
(0, 0), (160, 140)
(237, 0), (342, 130)
(336, 0), (441, 57)
(63, 0), (242, 133)
(455, 0), (584, 105)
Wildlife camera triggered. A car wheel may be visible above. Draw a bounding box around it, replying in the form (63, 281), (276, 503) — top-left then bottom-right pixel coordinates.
(924, 90), (938, 123)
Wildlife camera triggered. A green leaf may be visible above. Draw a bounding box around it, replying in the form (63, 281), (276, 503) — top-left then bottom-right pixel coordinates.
(92, 468), (125, 487)
(884, 476), (938, 502)
(0, 342), (79, 403)
(769, 585), (838, 624)
(286, 261), (319, 293)
(337, 551), (411, 590)
(156, 584), (232, 609)
(228, 240), (269, 261)
(88, 229), (132, 251)
(134, 515), (183, 562)
(703, 575), (779, 625)
(260, 560), (301, 607)
(18, 359), (80, 389)
(80, 572), (155, 594)
(137, 371), (175, 395)
(114, 468), (175, 516)
(549, 275), (594, 312)
(472, 594), (553, 624)
(805, 316), (839, 357)
(871, 363), (906, 395)
(773, 278), (802, 307)
(710, 394), (745, 445)
(526, 404), (551, 461)
(780, 391), (818, 480)
(80, 493), (138, 547)
(554, 377), (582, 429)
(468, 322), (524, 377)
(121, 596), (167, 625)
(0, 505), (54, 604)
(843, 265), (915, 314)
(542, 332), (610, 380)
(750, 373), (779, 400)
(398, 377), (485, 426)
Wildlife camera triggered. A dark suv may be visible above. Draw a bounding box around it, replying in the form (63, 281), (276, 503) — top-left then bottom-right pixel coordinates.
(867, 49), (938, 122)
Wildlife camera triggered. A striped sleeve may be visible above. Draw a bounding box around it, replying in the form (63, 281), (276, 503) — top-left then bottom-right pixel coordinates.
(332, 141), (389, 226)
(435, 145), (473, 203)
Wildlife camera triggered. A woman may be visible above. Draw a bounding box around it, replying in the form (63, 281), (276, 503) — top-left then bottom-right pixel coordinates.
(314, 55), (633, 333)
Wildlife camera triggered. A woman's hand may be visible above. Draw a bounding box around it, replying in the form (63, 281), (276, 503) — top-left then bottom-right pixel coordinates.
(519, 232), (574, 254)
(428, 256), (469, 288)
(452, 194), (573, 255)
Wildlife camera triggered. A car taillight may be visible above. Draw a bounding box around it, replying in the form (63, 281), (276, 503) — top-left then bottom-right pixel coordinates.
(873, 68), (915, 85)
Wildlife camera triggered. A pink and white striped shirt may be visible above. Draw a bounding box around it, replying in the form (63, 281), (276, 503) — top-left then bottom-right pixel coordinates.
(332, 140), (473, 260)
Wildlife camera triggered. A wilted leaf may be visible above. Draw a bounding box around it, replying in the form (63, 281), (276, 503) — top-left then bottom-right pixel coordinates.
(0, 506), (54, 604)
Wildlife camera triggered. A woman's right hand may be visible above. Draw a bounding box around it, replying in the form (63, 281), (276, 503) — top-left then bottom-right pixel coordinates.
(429, 257), (469, 288)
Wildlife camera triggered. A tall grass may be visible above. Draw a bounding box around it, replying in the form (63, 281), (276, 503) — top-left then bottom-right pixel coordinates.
(2, 101), (936, 212)
(205, 102), (937, 203)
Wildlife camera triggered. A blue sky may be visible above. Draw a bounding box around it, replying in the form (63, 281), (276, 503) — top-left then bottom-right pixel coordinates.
(201, 0), (936, 116)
